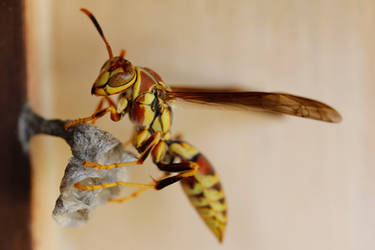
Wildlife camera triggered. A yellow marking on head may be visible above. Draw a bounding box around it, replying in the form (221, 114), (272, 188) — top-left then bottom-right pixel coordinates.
(96, 71), (109, 87)
(94, 88), (107, 96)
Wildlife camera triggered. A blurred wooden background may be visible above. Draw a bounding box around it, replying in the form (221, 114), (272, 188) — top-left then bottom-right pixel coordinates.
(26, 0), (374, 250)
(0, 1), (31, 249)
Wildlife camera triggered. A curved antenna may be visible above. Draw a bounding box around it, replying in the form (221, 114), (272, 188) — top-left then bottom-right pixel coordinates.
(80, 8), (113, 59)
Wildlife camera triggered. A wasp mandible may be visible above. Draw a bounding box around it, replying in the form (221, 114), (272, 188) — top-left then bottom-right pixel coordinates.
(65, 8), (342, 243)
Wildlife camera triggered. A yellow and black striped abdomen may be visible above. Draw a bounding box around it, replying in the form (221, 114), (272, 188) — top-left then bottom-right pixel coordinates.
(180, 154), (227, 242)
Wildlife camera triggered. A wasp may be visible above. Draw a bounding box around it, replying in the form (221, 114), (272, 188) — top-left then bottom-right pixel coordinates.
(65, 8), (342, 243)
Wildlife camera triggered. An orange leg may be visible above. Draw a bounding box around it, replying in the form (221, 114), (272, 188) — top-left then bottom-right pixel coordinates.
(64, 102), (120, 130)
(77, 161), (198, 203)
(75, 181), (155, 191)
(109, 187), (150, 203)
(90, 97), (106, 125)
(110, 161), (199, 204)
(75, 133), (199, 203)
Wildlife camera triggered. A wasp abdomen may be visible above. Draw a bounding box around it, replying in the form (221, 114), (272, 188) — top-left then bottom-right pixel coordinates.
(168, 141), (227, 242)
(181, 155), (227, 242)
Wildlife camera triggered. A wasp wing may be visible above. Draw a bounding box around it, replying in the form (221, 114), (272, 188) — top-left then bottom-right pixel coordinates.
(167, 87), (342, 123)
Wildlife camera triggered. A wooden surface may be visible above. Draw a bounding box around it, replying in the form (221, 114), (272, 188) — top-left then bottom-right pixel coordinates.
(29, 1), (374, 250)
(0, 0), (31, 249)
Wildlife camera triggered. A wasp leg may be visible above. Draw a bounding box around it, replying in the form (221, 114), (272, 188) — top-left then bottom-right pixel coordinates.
(91, 97), (106, 124)
(74, 162), (196, 199)
(90, 97), (114, 125)
(64, 104), (120, 130)
(83, 131), (162, 170)
(74, 181), (155, 191)
(153, 162), (199, 190)
(92, 97), (117, 125)
(109, 186), (150, 203)
(107, 162), (198, 203)
(156, 162), (193, 172)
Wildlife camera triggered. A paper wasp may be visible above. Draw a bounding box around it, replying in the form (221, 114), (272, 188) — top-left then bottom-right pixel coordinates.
(65, 8), (342, 242)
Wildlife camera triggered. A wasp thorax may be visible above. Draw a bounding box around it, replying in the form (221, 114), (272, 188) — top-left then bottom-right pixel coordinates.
(92, 56), (136, 96)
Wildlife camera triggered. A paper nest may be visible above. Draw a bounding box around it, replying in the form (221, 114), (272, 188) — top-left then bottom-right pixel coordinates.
(18, 104), (137, 227)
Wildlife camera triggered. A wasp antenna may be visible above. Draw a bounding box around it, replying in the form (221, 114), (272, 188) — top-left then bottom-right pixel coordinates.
(80, 8), (113, 59)
(119, 49), (126, 58)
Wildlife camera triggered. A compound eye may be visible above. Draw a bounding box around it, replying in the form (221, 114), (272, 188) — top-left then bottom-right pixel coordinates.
(108, 71), (135, 87)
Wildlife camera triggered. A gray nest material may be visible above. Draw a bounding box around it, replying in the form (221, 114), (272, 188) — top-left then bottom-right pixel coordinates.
(18, 104), (137, 227)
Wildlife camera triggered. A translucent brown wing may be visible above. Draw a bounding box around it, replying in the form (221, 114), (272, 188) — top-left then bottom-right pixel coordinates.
(167, 87), (342, 123)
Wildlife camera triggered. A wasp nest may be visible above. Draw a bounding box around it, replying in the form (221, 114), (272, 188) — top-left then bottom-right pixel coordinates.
(18, 104), (136, 226)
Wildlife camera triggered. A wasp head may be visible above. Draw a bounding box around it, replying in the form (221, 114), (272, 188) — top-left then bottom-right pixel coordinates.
(80, 8), (137, 96)
(92, 51), (136, 96)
